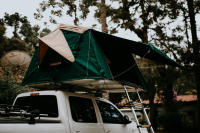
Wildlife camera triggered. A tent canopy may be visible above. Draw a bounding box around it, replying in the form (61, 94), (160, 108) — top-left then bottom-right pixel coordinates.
(21, 24), (185, 92)
(91, 30), (185, 69)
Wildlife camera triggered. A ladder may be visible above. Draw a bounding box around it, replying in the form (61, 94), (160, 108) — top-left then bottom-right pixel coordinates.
(123, 85), (154, 133)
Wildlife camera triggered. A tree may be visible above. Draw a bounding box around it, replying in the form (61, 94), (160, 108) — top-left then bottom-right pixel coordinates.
(106, 0), (199, 130)
(154, 0), (200, 126)
(0, 23), (32, 58)
(4, 12), (28, 38)
(0, 24), (7, 57)
(100, 0), (107, 33)
(0, 73), (29, 104)
(185, 0), (200, 125)
(0, 24), (6, 44)
(40, 27), (51, 37)
(34, 0), (82, 25)
(0, 15), (33, 104)
(34, 0), (109, 32)
(0, 13), (38, 57)
(2, 12), (52, 49)
(107, 0), (169, 129)
(20, 23), (40, 47)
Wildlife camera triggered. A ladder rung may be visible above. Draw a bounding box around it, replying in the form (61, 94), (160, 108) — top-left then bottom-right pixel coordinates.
(135, 104), (142, 107)
(132, 102), (144, 108)
(142, 125), (150, 128)
(130, 102), (143, 108)
(137, 125), (151, 128)
(134, 106), (143, 109)
(133, 102), (142, 105)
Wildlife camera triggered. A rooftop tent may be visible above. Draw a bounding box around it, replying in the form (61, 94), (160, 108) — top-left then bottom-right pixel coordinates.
(21, 24), (185, 92)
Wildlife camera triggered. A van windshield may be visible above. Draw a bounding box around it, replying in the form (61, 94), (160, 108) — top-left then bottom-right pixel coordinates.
(14, 95), (58, 117)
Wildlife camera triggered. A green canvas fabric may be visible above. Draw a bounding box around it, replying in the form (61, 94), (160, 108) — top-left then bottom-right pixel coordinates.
(113, 54), (148, 90)
(21, 47), (55, 85)
(56, 30), (146, 88)
(21, 30), (111, 82)
(54, 30), (110, 82)
(91, 30), (185, 70)
(21, 28), (184, 91)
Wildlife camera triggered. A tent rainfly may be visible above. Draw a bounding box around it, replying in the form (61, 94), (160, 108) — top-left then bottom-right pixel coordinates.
(21, 24), (185, 92)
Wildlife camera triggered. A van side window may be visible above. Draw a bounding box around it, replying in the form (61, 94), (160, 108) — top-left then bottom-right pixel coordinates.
(69, 96), (97, 123)
(96, 100), (123, 124)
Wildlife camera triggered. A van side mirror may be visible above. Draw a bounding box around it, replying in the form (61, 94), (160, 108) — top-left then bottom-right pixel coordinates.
(123, 115), (132, 124)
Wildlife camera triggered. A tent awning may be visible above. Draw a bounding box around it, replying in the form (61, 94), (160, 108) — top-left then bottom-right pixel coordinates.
(91, 30), (185, 70)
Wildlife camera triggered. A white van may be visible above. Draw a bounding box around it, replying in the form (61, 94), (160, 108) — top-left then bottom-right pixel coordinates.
(0, 90), (148, 133)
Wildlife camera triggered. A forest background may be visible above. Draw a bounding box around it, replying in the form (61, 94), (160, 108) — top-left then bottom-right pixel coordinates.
(0, 0), (200, 132)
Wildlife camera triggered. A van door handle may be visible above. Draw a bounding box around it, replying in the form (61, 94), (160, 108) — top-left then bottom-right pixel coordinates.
(107, 130), (111, 133)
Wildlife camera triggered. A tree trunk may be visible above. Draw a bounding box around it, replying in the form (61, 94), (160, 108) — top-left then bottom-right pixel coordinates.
(74, 6), (78, 26)
(100, 0), (108, 99)
(140, 0), (157, 130)
(148, 78), (158, 130)
(13, 21), (19, 38)
(187, 0), (200, 127)
(100, 0), (107, 33)
(140, 0), (148, 44)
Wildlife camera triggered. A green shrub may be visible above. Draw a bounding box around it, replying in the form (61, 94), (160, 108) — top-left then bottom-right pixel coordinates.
(0, 69), (29, 104)
(158, 112), (183, 132)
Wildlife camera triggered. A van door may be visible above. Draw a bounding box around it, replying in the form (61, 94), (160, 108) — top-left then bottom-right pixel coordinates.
(95, 100), (136, 133)
(68, 96), (104, 133)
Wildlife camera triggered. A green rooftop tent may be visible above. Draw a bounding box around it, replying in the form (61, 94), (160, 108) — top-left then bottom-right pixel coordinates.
(21, 23), (185, 92)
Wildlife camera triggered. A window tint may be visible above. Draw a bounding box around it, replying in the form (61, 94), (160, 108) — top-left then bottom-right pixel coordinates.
(69, 96), (97, 123)
(96, 100), (123, 124)
(14, 95), (58, 117)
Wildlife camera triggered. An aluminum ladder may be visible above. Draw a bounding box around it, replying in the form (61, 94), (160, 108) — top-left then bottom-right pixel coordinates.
(123, 85), (154, 133)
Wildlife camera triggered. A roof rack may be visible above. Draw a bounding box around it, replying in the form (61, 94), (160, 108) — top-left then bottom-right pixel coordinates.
(0, 104), (49, 124)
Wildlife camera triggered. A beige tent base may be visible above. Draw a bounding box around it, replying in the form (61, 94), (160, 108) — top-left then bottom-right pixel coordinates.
(27, 79), (145, 93)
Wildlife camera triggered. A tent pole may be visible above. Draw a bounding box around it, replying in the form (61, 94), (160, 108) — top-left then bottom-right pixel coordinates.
(123, 85), (142, 133)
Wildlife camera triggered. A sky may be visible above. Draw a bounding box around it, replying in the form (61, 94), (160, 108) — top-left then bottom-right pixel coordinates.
(0, 0), (140, 41)
(0, 0), (199, 44)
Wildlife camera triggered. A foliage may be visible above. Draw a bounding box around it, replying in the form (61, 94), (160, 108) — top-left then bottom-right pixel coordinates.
(0, 68), (30, 105)
(0, 24), (32, 58)
(0, 12), (53, 105)
(174, 71), (196, 95)
(20, 24), (51, 47)
(158, 111), (183, 131)
(0, 14), (32, 57)
(20, 22), (39, 47)
(0, 80), (29, 105)
(0, 14), (35, 105)
(34, 0), (80, 25)
(0, 24), (6, 47)
(34, 0), (108, 27)
(1, 12), (51, 47)
(40, 28), (51, 37)
(0, 36), (32, 58)
(4, 12), (28, 38)
(138, 117), (146, 124)
(0, 13), (52, 57)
